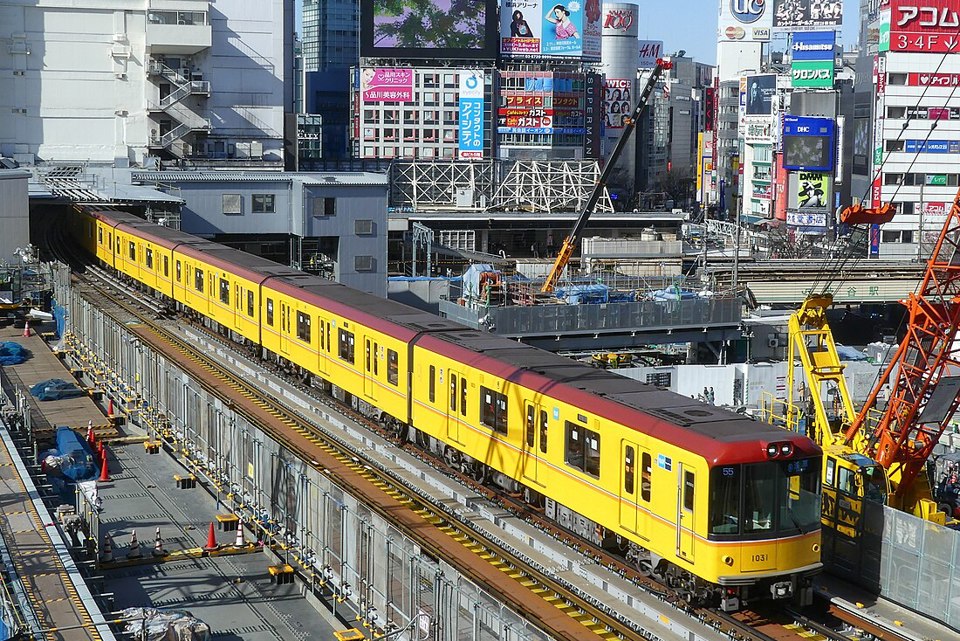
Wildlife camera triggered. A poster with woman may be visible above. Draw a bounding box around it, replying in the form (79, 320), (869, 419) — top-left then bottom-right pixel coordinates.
(542, 2), (583, 55)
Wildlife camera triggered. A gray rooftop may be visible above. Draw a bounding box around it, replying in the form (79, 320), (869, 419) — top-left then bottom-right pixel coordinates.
(132, 171), (389, 186)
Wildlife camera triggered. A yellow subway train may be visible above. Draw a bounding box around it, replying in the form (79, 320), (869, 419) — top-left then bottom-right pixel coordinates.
(73, 206), (823, 611)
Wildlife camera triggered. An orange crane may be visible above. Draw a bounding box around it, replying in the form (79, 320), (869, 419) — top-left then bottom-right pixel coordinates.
(842, 188), (960, 520)
(541, 55), (676, 293)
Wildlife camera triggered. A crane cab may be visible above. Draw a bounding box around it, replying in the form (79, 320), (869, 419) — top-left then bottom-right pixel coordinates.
(820, 450), (888, 538)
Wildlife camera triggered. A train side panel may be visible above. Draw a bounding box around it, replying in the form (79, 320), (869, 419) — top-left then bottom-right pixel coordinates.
(173, 250), (214, 319)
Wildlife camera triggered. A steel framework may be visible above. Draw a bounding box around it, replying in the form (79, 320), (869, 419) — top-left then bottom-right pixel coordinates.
(491, 160), (612, 214)
(389, 161), (496, 211)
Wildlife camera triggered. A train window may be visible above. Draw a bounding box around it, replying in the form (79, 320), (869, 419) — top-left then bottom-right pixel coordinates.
(128, 241), (136, 260)
(387, 349), (399, 385)
(743, 464), (776, 533)
(176, 260), (181, 282)
(683, 471), (695, 511)
(709, 466), (740, 535)
(429, 365), (436, 402)
(460, 377), (467, 417)
(564, 422), (600, 477)
(247, 291), (254, 317)
(837, 467), (856, 496)
(526, 405), (535, 447)
(98, 227), (103, 243)
(624, 446), (635, 494)
(480, 386), (508, 435)
(319, 320), (325, 349)
(266, 299), (274, 326)
(365, 341), (371, 371)
(146, 248), (153, 269)
(235, 285), (240, 309)
(641, 453), (651, 501)
(219, 279), (230, 304)
(824, 458), (836, 487)
(374, 343), (379, 375)
(194, 269), (204, 292)
(326, 324), (331, 352)
(296, 312), (311, 342)
(539, 410), (548, 454)
(163, 256), (169, 278)
(338, 329), (355, 362)
(450, 374), (458, 412)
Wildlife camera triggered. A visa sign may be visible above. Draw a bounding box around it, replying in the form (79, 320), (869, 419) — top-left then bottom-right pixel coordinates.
(731, 0), (765, 23)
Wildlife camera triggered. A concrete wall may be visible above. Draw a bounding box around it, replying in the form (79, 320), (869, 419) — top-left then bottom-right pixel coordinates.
(0, 169), (30, 265)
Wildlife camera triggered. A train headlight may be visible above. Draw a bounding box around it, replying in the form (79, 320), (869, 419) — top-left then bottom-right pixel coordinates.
(766, 444), (779, 457)
(722, 555), (734, 566)
(813, 543), (821, 553)
(766, 441), (795, 458)
(780, 443), (794, 457)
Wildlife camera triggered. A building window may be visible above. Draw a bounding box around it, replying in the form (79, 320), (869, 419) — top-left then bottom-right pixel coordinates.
(296, 311), (311, 342)
(479, 386), (508, 435)
(252, 194), (275, 213)
(223, 194), (242, 215)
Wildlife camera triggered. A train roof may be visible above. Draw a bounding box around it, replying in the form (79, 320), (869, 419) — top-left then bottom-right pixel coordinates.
(266, 274), (463, 339)
(177, 244), (294, 284)
(419, 331), (819, 465)
(82, 207), (146, 226)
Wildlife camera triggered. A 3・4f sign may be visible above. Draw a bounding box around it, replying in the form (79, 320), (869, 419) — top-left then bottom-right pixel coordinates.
(889, 0), (960, 52)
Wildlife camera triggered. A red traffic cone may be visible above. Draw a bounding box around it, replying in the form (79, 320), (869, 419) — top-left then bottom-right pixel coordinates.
(107, 398), (114, 417)
(86, 420), (95, 445)
(98, 448), (110, 482)
(97, 440), (104, 464)
(152, 526), (166, 557)
(126, 529), (142, 559)
(203, 522), (218, 551)
(234, 517), (244, 547)
(22, 320), (30, 337)
(100, 533), (114, 563)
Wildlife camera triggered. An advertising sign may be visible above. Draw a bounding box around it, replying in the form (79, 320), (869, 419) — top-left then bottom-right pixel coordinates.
(796, 171), (830, 208)
(791, 60), (835, 87)
(500, 0), (603, 59)
(870, 223), (881, 256)
(719, 0), (773, 42)
(791, 30), (836, 59)
(782, 115), (835, 171)
(905, 139), (960, 153)
(745, 74), (776, 115)
(889, 0), (960, 53)
(907, 72), (960, 86)
(704, 87), (716, 131)
(787, 210), (829, 234)
(602, 3), (638, 37)
(927, 174), (948, 186)
(459, 71), (485, 159)
(637, 40), (664, 67)
(604, 79), (632, 129)
(360, 68), (414, 103)
(775, 153), (787, 221)
(361, 0), (498, 59)
(584, 72), (602, 158)
(744, 118), (773, 141)
(772, 0), (843, 31)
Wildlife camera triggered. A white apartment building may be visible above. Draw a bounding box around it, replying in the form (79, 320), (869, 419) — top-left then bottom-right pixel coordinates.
(0, 0), (292, 166)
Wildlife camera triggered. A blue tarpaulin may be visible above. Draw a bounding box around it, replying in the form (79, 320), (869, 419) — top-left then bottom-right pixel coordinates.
(0, 341), (29, 365)
(30, 378), (86, 401)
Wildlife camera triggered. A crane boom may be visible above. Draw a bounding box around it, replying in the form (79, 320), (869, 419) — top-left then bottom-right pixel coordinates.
(845, 187), (960, 511)
(540, 57), (674, 294)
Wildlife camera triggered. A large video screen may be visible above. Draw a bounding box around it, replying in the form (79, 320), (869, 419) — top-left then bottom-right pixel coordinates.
(783, 135), (832, 171)
(360, 0), (498, 60)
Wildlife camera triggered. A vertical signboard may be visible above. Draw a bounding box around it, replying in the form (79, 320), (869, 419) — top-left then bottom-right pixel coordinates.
(459, 71), (485, 159)
(584, 72), (602, 159)
(604, 79), (632, 129)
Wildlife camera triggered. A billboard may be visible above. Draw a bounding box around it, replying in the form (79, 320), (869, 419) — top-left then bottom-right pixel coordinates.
(459, 71), (485, 159)
(796, 171), (830, 208)
(772, 0), (843, 31)
(604, 79), (632, 129)
(906, 139), (960, 153)
(791, 31), (835, 59)
(908, 72), (960, 86)
(719, 0), (773, 42)
(500, 0), (602, 59)
(360, 68), (414, 103)
(637, 40), (664, 67)
(584, 72), (602, 158)
(745, 74), (776, 115)
(602, 3), (638, 37)
(361, 0), (498, 59)
(787, 210), (829, 234)
(782, 115), (835, 171)
(889, 0), (960, 52)
(791, 60), (834, 87)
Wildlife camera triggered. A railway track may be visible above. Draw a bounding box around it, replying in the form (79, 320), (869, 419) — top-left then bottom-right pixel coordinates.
(44, 226), (897, 641)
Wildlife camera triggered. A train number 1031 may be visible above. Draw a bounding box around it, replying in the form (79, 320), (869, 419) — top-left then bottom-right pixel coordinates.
(751, 553), (769, 562)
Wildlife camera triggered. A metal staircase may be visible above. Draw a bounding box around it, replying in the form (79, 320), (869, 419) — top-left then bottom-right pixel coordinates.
(147, 60), (211, 152)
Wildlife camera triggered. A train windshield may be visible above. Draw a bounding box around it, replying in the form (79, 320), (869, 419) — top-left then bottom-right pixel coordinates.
(709, 458), (821, 539)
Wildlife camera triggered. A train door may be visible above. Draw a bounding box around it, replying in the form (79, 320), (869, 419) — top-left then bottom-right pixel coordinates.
(446, 369), (462, 444)
(677, 464), (696, 562)
(522, 403), (539, 484)
(279, 302), (290, 355)
(364, 338), (377, 400)
(234, 283), (242, 331)
(619, 441), (640, 533)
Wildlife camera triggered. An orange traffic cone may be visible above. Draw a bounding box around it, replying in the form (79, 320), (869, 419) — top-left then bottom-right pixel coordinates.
(203, 522), (218, 551)
(152, 526), (166, 557)
(234, 517), (244, 547)
(98, 448), (110, 482)
(107, 398), (114, 416)
(100, 533), (114, 563)
(126, 529), (142, 559)
(22, 320), (30, 338)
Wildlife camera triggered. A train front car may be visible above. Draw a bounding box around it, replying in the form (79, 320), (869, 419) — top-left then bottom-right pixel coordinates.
(705, 428), (822, 611)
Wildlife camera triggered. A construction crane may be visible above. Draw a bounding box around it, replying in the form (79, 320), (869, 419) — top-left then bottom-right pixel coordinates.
(540, 55), (677, 294)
